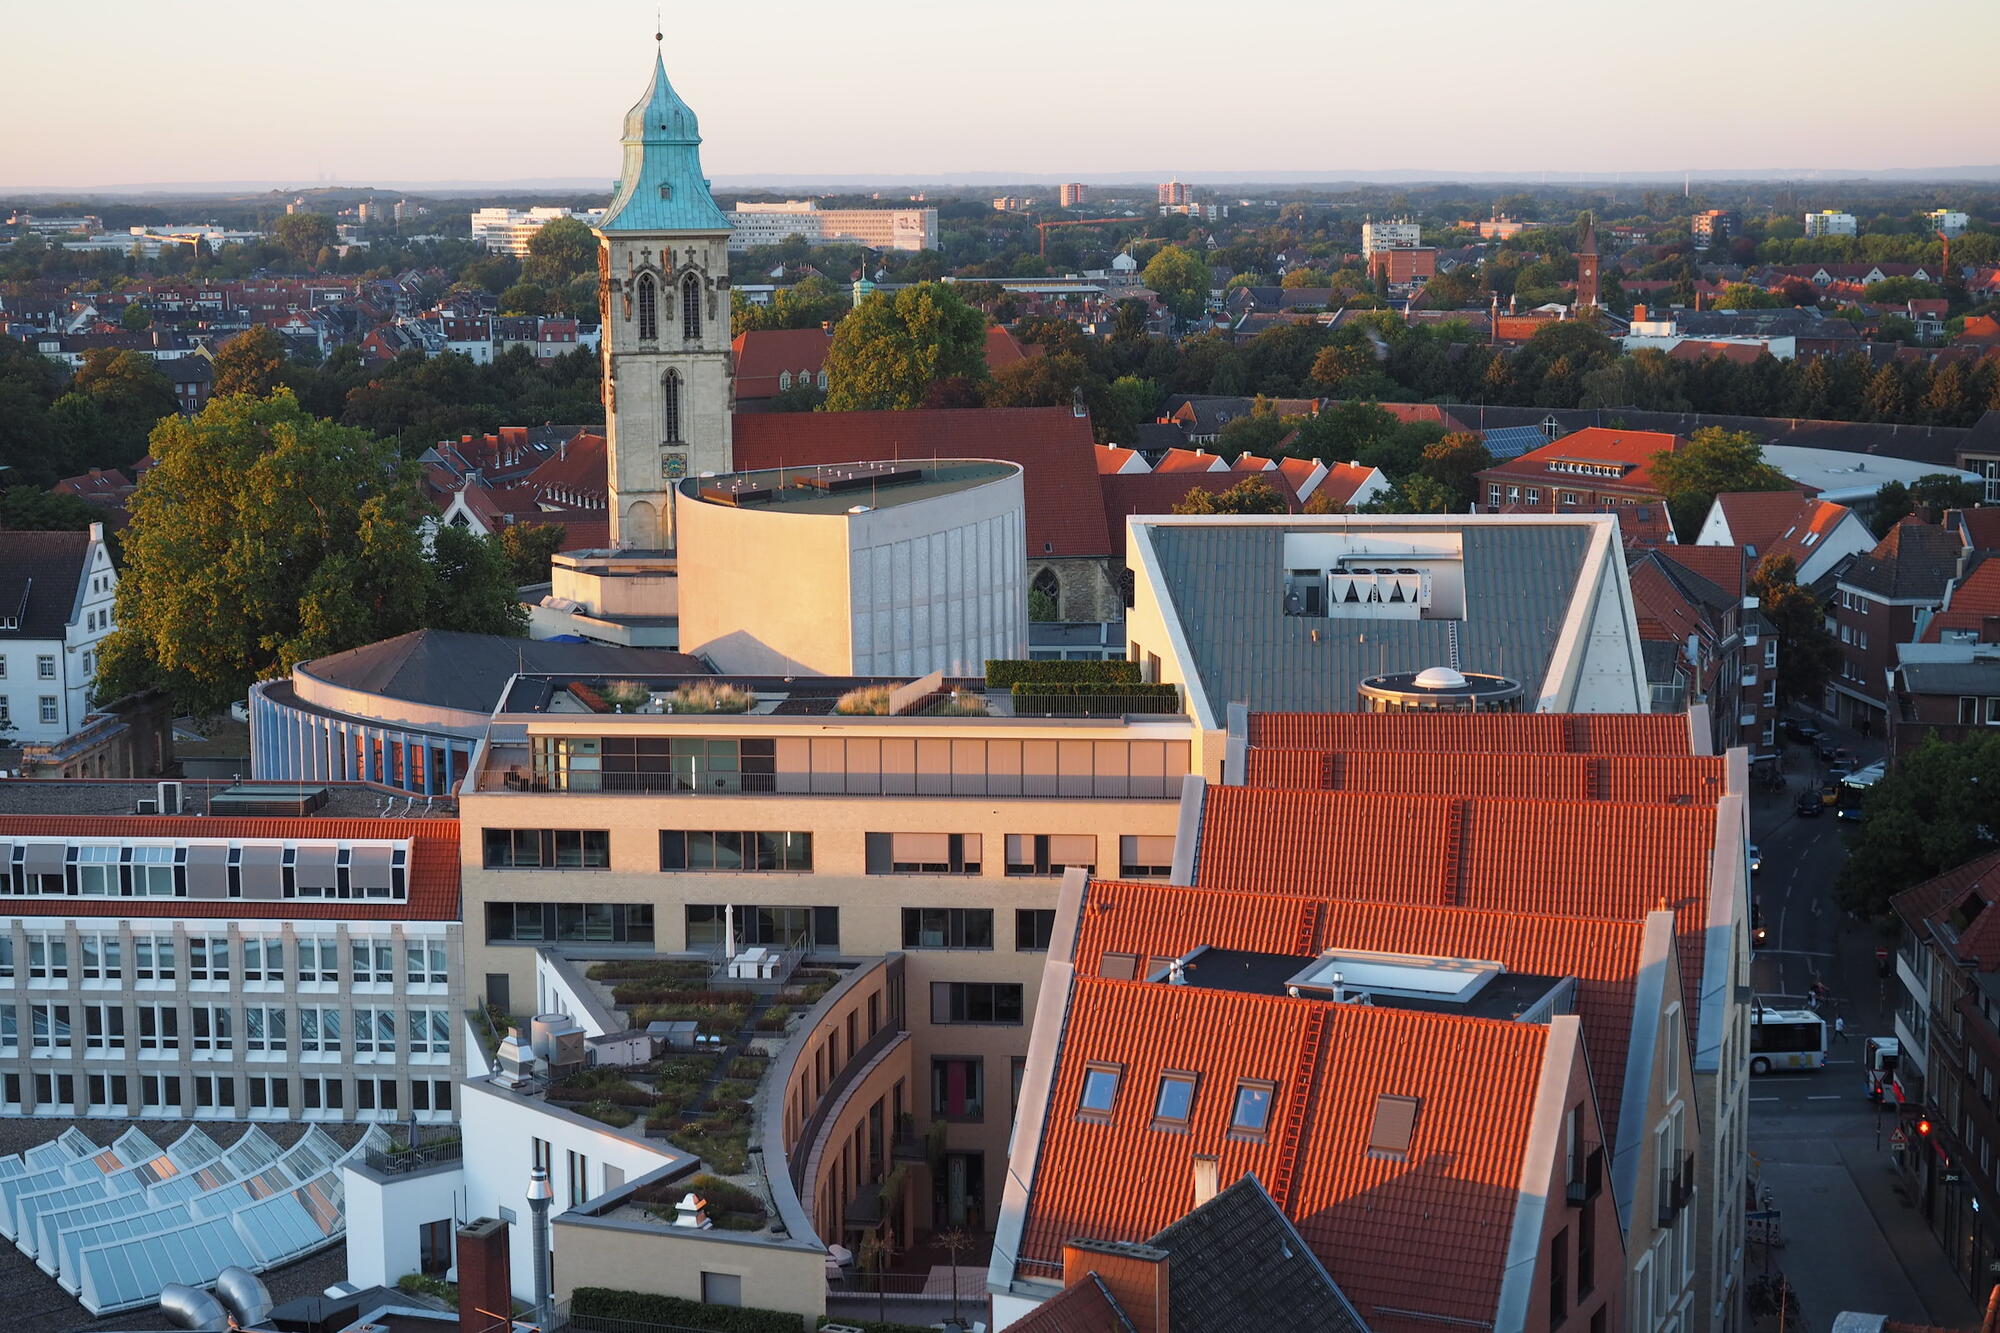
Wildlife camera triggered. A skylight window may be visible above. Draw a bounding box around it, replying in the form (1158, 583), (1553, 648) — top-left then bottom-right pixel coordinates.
(1229, 1080), (1276, 1139)
(1099, 953), (1138, 981)
(1153, 1072), (1198, 1129)
(1078, 1064), (1122, 1120)
(1367, 1094), (1423, 1161)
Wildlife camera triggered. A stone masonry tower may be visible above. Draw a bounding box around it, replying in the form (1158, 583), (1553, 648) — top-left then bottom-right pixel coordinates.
(595, 45), (733, 551)
(1574, 213), (1600, 312)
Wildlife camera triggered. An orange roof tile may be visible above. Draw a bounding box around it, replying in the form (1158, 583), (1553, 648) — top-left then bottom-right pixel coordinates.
(1094, 444), (1144, 475)
(1712, 491), (1814, 550)
(0, 816), (460, 920)
(1244, 712), (1693, 755)
(1152, 448), (1228, 473)
(1317, 462), (1379, 507)
(1240, 748), (1725, 805)
(1923, 557), (2000, 642)
(1021, 977), (1551, 1328)
(1007, 1275), (1130, 1333)
(1656, 543), (1748, 596)
(1478, 427), (1681, 494)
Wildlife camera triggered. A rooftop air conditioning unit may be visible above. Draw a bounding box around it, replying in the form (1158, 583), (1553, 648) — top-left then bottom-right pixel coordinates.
(135, 798), (158, 815)
(157, 781), (184, 815)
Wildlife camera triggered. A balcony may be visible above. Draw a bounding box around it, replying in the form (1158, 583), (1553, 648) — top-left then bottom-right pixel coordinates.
(1565, 1144), (1605, 1206)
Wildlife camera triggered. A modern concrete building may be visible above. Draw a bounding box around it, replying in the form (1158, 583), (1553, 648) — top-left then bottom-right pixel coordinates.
(727, 201), (939, 252)
(0, 780), (464, 1124)
(1929, 209), (1971, 237)
(1804, 210), (1859, 238)
(1360, 217), (1421, 254)
(470, 207), (604, 257)
(675, 460), (1029, 677)
(1124, 512), (1652, 735)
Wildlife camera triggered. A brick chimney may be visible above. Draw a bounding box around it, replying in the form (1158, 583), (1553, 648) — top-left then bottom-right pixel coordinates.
(1632, 303), (1648, 323)
(456, 1217), (512, 1333)
(1064, 1239), (1170, 1333)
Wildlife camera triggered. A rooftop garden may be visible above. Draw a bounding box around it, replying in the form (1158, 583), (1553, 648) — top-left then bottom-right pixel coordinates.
(542, 958), (842, 1179)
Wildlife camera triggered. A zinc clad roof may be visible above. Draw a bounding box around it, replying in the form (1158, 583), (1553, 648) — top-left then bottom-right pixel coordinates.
(1145, 521), (1591, 716)
(1245, 710), (1691, 755)
(0, 816), (459, 920)
(300, 628), (704, 715)
(731, 406), (1110, 558)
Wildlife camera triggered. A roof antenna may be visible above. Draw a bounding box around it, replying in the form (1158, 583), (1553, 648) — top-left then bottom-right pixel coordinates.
(655, 10), (663, 42)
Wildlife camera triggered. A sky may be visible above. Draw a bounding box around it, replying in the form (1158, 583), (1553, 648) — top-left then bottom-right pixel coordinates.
(10, 0), (2000, 190)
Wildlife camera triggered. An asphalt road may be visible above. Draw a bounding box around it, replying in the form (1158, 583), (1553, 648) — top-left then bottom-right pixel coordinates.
(1745, 727), (1980, 1332)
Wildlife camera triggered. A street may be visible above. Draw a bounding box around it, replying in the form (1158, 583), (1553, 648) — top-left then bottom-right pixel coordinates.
(1746, 718), (1980, 1333)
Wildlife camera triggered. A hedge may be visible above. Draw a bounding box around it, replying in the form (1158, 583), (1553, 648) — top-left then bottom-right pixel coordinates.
(984, 659), (1140, 687)
(570, 1287), (804, 1333)
(1009, 681), (1178, 699)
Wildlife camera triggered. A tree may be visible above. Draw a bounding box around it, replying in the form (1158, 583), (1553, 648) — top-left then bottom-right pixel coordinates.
(1416, 432), (1494, 511)
(822, 283), (987, 411)
(0, 486), (101, 531)
(1215, 400), (1291, 459)
(498, 521), (567, 584)
(1170, 476), (1288, 515)
(1648, 427), (1793, 541)
(1836, 732), (2000, 921)
(97, 390), (522, 715)
(500, 282), (554, 316)
(212, 326), (287, 399)
(522, 216), (597, 288)
(1750, 553), (1839, 708)
(120, 303), (153, 333)
(1141, 245), (1212, 325)
(64, 349), (180, 470)
(1710, 283), (1781, 310)
(1867, 480), (1914, 536)
(1863, 276), (1943, 304)
(271, 213), (337, 268)
(1364, 473), (1459, 514)
(428, 524), (531, 636)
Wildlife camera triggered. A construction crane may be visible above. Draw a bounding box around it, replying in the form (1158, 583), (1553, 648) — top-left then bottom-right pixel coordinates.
(1033, 216), (1165, 260)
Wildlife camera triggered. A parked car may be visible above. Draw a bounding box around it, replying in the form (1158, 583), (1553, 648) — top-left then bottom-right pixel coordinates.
(1795, 789), (1824, 818)
(1749, 844), (1762, 876)
(1752, 902), (1770, 948)
(1784, 719), (1822, 745)
(1817, 740), (1849, 764)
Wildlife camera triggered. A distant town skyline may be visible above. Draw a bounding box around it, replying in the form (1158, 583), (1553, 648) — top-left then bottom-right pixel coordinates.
(10, 0), (2000, 191)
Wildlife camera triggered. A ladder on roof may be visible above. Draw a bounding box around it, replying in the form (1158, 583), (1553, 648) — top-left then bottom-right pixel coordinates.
(1447, 620), (1462, 672)
(1587, 756), (1611, 802)
(1269, 1006), (1330, 1214)
(1440, 800), (1468, 906)
(1321, 751), (1343, 791)
(1291, 901), (1323, 956)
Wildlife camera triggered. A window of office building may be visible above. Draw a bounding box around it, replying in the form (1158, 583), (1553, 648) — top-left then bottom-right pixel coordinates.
(902, 908), (994, 950)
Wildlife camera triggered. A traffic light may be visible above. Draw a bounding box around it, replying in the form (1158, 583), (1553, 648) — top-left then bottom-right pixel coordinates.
(1917, 1118), (1934, 1137)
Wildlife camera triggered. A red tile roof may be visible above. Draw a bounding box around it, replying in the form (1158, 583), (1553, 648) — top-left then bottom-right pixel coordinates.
(1711, 491), (1814, 550)
(1957, 508), (2000, 554)
(1245, 712), (1694, 755)
(731, 323), (1032, 401)
(1007, 1274), (1131, 1333)
(732, 406), (1112, 558)
(1478, 427), (1682, 493)
(0, 816), (460, 920)
(1241, 748), (1725, 804)
(1094, 444), (1143, 475)
(1317, 462), (1379, 508)
(1152, 448), (1228, 473)
(1375, 403), (1470, 435)
(1667, 340), (1766, 365)
(1922, 557), (2000, 642)
(1021, 976), (1552, 1329)
(1655, 543), (1747, 596)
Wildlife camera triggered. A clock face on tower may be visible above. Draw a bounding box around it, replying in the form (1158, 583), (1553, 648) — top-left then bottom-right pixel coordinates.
(662, 451), (687, 479)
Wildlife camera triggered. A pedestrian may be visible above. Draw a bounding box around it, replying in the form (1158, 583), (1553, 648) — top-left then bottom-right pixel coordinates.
(1835, 1015), (1846, 1041)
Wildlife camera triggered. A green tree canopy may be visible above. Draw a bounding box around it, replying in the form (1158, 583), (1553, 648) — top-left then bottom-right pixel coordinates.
(271, 213), (337, 268)
(212, 326), (287, 400)
(97, 390), (524, 715)
(522, 216), (597, 288)
(1750, 553), (1839, 707)
(1648, 427), (1793, 541)
(1142, 245), (1213, 324)
(120, 303), (153, 332)
(1415, 432), (1494, 511)
(822, 283), (987, 411)
(498, 521), (568, 585)
(1836, 732), (2000, 921)
(0, 486), (102, 531)
(1169, 475), (1288, 515)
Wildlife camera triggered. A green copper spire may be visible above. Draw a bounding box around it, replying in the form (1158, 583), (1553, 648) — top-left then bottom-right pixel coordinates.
(598, 49), (730, 233)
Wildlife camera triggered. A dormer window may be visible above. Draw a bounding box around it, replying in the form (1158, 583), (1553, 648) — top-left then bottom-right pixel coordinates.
(659, 184), (673, 201)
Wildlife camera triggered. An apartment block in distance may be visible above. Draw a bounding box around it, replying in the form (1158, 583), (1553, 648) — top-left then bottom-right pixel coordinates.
(728, 200), (939, 251)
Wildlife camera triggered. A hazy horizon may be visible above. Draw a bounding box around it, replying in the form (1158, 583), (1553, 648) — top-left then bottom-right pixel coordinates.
(12, 0), (2000, 191)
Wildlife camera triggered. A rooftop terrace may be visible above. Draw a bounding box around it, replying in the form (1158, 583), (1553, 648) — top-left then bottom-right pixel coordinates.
(679, 459), (1016, 515)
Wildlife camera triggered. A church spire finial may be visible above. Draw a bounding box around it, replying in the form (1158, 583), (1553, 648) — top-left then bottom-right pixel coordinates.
(654, 8), (662, 42)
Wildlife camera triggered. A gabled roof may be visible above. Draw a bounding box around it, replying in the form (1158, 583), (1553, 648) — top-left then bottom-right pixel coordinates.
(1953, 507), (2000, 556)
(1478, 427), (1681, 492)
(1094, 444), (1146, 475)
(1152, 447), (1230, 473)
(731, 406), (1111, 558)
(1922, 557), (2000, 642)
(1008, 1274), (1135, 1333)
(1654, 543), (1746, 603)
(1019, 974), (1555, 1330)
(1841, 519), (1962, 602)
(1891, 850), (2000, 969)
(1710, 490), (1815, 551)
(1316, 462), (1381, 508)
(0, 529), (91, 641)
(1068, 880), (1653, 1153)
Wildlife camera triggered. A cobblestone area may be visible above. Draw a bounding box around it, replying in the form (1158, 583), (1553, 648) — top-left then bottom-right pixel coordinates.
(0, 1117), (370, 1333)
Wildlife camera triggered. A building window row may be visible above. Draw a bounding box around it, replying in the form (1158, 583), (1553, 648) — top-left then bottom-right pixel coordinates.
(482, 828), (610, 870)
(4, 931), (446, 990)
(660, 830), (812, 872)
(2, 998), (452, 1060)
(0, 840), (408, 901)
(0, 1070), (454, 1116)
(484, 901), (655, 945)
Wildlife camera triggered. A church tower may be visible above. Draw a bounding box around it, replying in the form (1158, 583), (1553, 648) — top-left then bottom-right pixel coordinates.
(596, 46), (733, 551)
(1574, 213), (1600, 312)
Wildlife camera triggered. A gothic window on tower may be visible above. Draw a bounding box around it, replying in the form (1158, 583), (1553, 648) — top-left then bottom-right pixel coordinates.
(637, 276), (657, 341)
(663, 370), (683, 443)
(682, 274), (702, 341)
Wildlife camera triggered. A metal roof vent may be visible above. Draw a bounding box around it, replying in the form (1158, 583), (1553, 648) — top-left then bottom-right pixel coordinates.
(673, 1191), (713, 1229)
